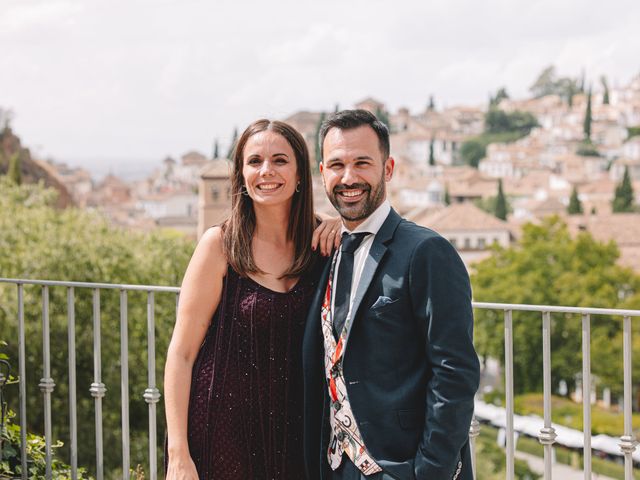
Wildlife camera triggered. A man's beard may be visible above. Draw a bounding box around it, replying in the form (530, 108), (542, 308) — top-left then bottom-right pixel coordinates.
(327, 175), (386, 223)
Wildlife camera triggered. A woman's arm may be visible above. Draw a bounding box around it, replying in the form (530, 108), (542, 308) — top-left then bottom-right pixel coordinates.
(164, 226), (227, 479)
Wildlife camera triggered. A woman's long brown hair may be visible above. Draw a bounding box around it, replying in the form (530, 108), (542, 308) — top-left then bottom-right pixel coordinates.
(222, 119), (315, 278)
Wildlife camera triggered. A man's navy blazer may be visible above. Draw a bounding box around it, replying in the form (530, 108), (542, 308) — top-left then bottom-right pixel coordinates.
(302, 209), (480, 480)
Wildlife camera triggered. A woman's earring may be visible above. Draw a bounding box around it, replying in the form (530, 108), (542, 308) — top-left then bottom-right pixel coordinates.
(241, 185), (249, 196)
(295, 181), (301, 193)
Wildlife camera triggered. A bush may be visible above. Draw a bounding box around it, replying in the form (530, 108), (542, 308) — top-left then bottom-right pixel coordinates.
(1, 410), (92, 479)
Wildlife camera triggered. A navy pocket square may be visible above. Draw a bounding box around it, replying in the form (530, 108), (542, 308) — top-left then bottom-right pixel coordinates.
(371, 296), (397, 309)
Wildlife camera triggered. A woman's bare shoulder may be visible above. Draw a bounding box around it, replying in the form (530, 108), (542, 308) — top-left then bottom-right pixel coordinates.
(191, 226), (227, 276)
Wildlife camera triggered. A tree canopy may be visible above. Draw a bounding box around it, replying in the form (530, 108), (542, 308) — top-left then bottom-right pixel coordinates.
(0, 178), (194, 476)
(529, 65), (581, 104)
(460, 108), (538, 168)
(472, 216), (640, 396)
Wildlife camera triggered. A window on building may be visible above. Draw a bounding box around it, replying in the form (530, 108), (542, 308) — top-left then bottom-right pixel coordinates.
(449, 238), (457, 248)
(211, 186), (219, 201)
(477, 238), (486, 249)
(464, 238), (471, 250)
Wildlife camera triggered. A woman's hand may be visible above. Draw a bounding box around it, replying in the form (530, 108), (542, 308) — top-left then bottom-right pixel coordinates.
(166, 452), (199, 480)
(312, 216), (342, 256)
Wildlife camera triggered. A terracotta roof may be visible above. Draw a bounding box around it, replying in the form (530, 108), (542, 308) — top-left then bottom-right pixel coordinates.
(566, 213), (640, 247)
(200, 160), (231, 178)
(566, 213), (640, 271)
(412, 202), (511, 232)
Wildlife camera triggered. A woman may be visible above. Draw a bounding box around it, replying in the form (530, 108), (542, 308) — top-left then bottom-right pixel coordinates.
(164, 119), (337, 479)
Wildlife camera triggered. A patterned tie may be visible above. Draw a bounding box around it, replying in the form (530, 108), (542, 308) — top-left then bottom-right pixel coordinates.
(333, 232), (368, 336)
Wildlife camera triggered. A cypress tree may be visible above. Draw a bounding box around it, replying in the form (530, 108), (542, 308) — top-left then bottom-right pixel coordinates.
(567, 186), (583, 214)
(495, 179), (507, 220)
(213, 139), (219, 159)
(583, 87), (593, 141)
(428, 95), (435, 111)
(444, 186), (451, 206)
(429, 138), (435, 166)
(612, 166), (635, 212)
(375, 107), (390, 129)
(601, 76), (610, 105)
(7, 153), (21, 185)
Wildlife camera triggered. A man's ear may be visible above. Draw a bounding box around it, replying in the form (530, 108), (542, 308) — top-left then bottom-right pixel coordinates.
(319, 162), (325, 184)
(384, 157), (395, 182)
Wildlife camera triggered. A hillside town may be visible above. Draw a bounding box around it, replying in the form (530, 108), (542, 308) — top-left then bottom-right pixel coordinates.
(40, 70), (640, 273)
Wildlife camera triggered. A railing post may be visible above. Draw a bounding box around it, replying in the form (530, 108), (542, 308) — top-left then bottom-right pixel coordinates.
(38, 286), (55, 480)
(67, 287), (78, 479)
(90, 288), (106, 480)
(120, 290), (130, 480)
(469, 416), (480, 480)
(619, 315), (637, 480)
(581, 313), (591, 479)
(17, 284), (28, 479)
(504, 309), (515, 480)
(538, 311), (557, 480)
(143, 291), (161, 480)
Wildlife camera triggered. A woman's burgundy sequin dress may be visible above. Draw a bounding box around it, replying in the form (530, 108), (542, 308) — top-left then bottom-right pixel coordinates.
(182, 267), (314, 479)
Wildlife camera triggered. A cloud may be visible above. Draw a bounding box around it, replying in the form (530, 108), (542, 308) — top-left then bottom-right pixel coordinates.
(1, 0), (639, 163)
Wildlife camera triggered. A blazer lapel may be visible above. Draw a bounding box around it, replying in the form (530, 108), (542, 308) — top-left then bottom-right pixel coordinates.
(343, 209), (402, 347)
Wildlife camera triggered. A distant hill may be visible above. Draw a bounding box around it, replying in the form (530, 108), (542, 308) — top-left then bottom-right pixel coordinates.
(0, 127), (73, 208)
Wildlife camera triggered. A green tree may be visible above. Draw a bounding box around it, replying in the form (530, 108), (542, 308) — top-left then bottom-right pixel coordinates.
(612, 166), (635, 212)
(489, 87), (509, 108)
(427, 95), (435, 111)
(584, 87), (593, 141)
(212, 138), (219, 159)
(485, 109), (538, 135)
(428, 138), (435, 166)
(495, 179), (507, 220)
(0, 179), (194, 477)
(472, 216), (640, 395)
(226, 127), (238, 159)
(567, 185), (583, 214)
(461, 108), (538, 169)
(375, 107), (390, 130)
(7, 153), (21, 185)
(460, 138), (486, 168)
(601, 75), (610, 105)
(444, 186), (451, 206)
(529, 65), (580, 101)
(530, 65), (557, 98)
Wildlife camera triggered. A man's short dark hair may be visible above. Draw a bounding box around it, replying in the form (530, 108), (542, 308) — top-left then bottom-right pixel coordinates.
(318, 109), (390, 161)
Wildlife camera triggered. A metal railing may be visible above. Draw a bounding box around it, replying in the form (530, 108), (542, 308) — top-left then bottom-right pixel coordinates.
(470, 302), (640, 480)
(1, 278), (179, 480)
(0, 278), (639, 480)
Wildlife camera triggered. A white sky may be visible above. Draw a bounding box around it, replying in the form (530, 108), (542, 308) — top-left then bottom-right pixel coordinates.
(2, 0), (640, 168)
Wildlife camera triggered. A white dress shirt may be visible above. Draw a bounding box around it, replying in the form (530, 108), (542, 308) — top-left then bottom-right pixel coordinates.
(331, 199), (391, 325)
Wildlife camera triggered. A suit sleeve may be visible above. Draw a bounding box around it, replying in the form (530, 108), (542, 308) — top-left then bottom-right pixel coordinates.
(409, 235), (480, 479)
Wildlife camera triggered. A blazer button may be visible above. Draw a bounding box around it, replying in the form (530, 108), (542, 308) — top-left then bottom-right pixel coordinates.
(337, 431), (346, 441)
(333, 401), (342, 411)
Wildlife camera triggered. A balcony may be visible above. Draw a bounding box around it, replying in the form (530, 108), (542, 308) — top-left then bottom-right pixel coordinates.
(0, 277), (639, 480)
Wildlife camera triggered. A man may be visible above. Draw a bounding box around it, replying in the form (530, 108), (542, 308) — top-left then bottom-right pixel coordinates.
(302, 110), (480, 480)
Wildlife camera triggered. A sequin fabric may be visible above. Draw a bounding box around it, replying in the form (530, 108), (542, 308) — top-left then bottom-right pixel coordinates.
(176, 267), (313, 479)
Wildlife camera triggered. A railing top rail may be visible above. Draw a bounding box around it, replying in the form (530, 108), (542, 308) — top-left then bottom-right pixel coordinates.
(2, 278), (639, 316)
(473, 301), (640, 317)
(0, 278), (180, 293)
